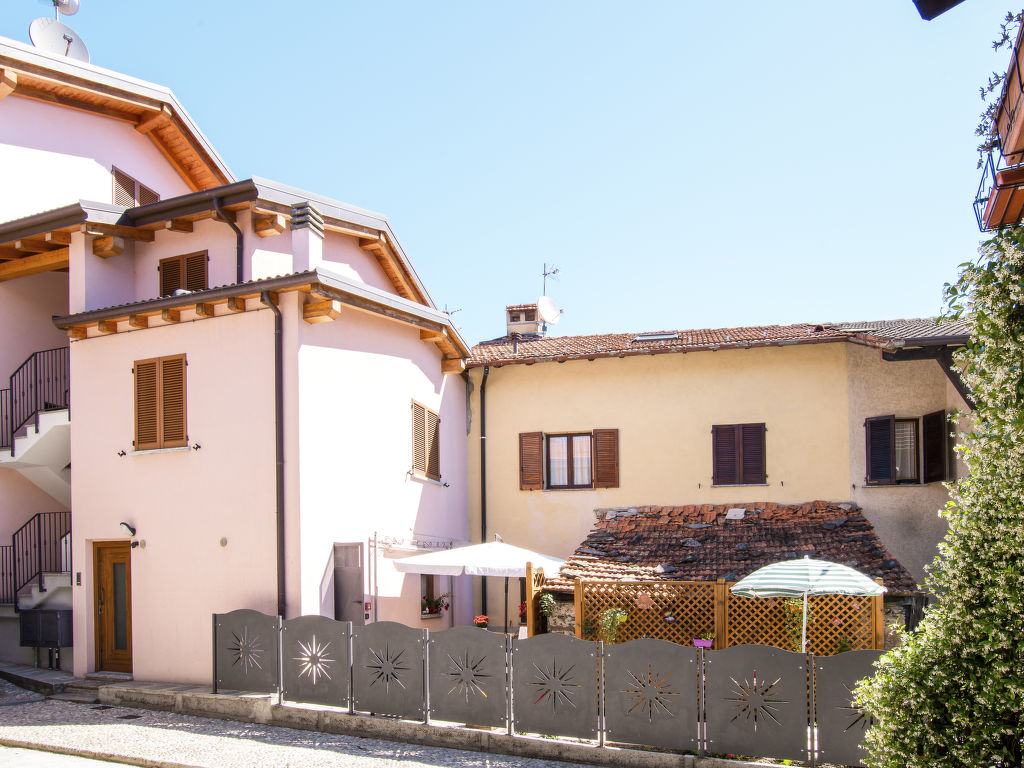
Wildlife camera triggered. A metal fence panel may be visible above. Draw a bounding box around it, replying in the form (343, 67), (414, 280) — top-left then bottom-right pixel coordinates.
(213, 609), (280, 694)
(281, 615), (352, 708)
(352, 621), (425, 719)
(815, 649), (882, 767)
(512, 632), (598, 740)
(427, 626), (508, 727)
(704, 644), (809, 762)
(603, 638), (700, 751)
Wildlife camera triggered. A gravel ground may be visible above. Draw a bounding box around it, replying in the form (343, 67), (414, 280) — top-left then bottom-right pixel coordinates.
(0, 678), (590, 768)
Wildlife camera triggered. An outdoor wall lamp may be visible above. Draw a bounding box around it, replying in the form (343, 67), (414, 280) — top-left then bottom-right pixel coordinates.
(120, 522), (136, 537)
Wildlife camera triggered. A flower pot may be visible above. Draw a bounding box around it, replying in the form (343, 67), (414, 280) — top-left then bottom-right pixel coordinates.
(693, 638), (713, 649)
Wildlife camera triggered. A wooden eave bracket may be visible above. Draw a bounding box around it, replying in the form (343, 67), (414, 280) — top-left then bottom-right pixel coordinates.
(253, 213), (286, 238)
(419, 328), (465, 372)
(0, 69), (17, 100)
(359, 234), (424, 304)
(92, 236), (125, 258)
(441, 357), (466, 375)
(303, 298), (342, 324)
(135, 105), (173, 134)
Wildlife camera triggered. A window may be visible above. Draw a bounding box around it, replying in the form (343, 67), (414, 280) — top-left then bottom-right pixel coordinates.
(712, 423), (766, 485)
(134, 354), (187, 450)
(420, 574), (447, 618)
(411, 401), (440, 481)
(518, 429), (619, 490)
(865, 411), (948, 485)
(112, 166), (159, 207)
(159, 252), (208, 297)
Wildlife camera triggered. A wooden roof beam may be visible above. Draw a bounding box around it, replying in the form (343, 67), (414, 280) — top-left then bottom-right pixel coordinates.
(253, 213), (286, 238)
(303, 298), (342, 324)
(0, 247), (69, 282)
(441, 358), (466, 375)
(360, 235), (419, 302)
(92, 236), (125, 259)
(82, 223), (155, 242)
(135, 105), (173, 134)
(13, 238), (52, 254)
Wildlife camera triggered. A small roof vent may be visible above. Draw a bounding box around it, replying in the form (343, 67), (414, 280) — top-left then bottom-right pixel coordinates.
(632, 332), (678, 343)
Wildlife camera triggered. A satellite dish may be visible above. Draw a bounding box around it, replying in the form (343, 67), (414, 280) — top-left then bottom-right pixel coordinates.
(29, 17), (90, 63)
(55, 0), (80, 16)
(537, 295), (561, 325)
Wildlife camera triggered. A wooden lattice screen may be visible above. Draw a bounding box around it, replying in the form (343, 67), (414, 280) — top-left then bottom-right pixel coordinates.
(572, 578), (884, 653)
(524, 562), (546, 637)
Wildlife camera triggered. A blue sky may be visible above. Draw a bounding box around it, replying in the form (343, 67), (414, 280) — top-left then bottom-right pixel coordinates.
(0, 1), (1013, 344)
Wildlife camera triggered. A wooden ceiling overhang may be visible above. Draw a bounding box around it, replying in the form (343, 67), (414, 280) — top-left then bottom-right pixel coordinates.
(0, 46), (233, 192)
(51, 267), (469, 373)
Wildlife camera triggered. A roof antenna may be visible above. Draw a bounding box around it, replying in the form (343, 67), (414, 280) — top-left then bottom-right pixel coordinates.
(30, 1), (89, 63)
(542, 263), (559, 296)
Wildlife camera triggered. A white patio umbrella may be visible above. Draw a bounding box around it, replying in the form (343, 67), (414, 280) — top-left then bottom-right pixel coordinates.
(394, 539), (565, 632)
(729, 557), (886, 652)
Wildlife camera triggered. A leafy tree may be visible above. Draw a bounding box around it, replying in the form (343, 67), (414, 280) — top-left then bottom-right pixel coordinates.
(855, 229), (1024, 766)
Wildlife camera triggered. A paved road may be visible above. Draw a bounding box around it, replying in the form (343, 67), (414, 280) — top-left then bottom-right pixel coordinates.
(0, 678), (587, 768)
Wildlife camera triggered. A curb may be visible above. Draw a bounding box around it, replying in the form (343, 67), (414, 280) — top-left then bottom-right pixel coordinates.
(0, 738), (194, 768)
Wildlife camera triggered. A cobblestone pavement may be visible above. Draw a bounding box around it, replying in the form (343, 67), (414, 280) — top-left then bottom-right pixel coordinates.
(0, 678), (589, 768)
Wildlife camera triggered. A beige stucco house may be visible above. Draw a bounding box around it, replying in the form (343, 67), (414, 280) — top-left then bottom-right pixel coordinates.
(466, 308), (971, 627)
(0, 36), (469, 683)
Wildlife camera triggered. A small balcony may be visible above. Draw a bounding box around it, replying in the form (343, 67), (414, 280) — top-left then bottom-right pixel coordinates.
(974, 153), (1024, 231)
(994, 25), (1024, 165)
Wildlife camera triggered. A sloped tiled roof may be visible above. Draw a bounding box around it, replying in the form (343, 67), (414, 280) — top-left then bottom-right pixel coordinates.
(831, 317), (970, 343)
(470, 323), (859, 367)
(544, 501), (918, 596)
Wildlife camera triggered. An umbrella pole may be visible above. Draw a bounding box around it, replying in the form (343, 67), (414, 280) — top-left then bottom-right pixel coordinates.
(504, 577), (509, 633)
(801, 591), (808, 653)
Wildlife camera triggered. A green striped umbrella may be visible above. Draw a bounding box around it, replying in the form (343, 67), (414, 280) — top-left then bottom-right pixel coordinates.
(729, 557), (886, 652)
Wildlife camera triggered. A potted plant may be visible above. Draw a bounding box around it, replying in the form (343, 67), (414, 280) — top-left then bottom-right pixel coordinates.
(421, 592), (450, 616)
(473, 614), (489, 629)
(694, 631), (714, 649)
(537, 593), (555, 633)
(518, 601), (527, 623)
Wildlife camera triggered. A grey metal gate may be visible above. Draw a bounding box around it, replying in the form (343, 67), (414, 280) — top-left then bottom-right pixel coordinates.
(213, 609), (280, 694)
(512, 632), (598, 740)
(427, 626), (508, 728)
(603, 637), (700, 751)
(351, 621), (425, 719)
(815, 649), (881, 767)
(704, 644), (809, 761)
(281, 615), (352, 708)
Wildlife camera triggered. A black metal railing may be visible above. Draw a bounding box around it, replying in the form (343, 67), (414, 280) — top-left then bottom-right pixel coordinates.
(12, 511), (72, 600)
(0, 389), (10, 451)
(5, 346), (69, 454)
(0, 545), (13, 604)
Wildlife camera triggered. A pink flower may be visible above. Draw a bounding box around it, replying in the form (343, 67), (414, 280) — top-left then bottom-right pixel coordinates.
(833, 618), (843, 626)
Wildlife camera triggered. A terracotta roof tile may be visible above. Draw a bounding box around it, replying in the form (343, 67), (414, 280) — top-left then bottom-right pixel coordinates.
(543, 501), (918, 596)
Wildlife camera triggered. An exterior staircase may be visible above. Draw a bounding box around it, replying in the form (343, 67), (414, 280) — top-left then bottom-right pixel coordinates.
(0, 347), (71, 507)
(0, 512), (72, 612)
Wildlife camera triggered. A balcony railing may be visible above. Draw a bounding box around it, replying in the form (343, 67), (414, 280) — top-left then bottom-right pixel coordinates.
(0, 545), (13, 604)
(995, 24), (1024, 164)
(3, 346), (69, 454)
(13, 511), (72, 599)
(974, 153), (1024, 231)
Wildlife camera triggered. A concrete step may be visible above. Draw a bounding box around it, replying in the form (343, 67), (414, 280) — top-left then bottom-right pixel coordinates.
(48, 690), (99, 704)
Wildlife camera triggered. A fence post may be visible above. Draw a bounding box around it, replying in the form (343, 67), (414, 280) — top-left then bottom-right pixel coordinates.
(714, 578), (727, 649)
(574, 578), (584, 638)
(525, 562), (535, 638)
(872, 578), (885, 650)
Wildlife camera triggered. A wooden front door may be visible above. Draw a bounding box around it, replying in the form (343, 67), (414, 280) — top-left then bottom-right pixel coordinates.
(94, 541), (132, 673)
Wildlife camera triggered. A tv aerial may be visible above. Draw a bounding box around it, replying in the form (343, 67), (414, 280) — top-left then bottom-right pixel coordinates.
(29, 0), (89, 63)
(537, 295), (562, 327)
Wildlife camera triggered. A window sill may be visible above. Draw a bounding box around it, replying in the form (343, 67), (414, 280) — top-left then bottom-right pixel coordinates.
(420, 613), (446, 620)
(861, 481), (944, 488)
(543, 486), (596, 492)
(711, 483), (769, 487)
(132, 446), (190, 456)
(409, 472), (444, 487)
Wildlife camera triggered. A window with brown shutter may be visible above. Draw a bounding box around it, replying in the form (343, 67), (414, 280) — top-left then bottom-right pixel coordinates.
(411, 401), (441, 481)
(519, 432), (543, 490)
(519, 428), (619, 490)
(866, 411), (947, 485)
(134, 354), (187, 450)
(159, 252), (208, 297)
(712, 423), (766, 485)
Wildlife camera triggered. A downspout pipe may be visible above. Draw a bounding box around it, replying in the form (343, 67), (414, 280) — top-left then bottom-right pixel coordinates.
(261, 290), (286, 618)
(480, 365), (489, 616)
(214, 197), (244, 285)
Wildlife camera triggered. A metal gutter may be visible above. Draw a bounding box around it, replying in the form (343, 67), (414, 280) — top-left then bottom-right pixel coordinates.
(0, 201), (124, 244)
(126, 181), (259, 226)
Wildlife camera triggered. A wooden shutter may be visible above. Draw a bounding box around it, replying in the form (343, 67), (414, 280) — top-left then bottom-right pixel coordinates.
(112, 167), (136, 207)
(138, 184), (159, 206)
(519, 432), (543, 490)
(184, 252), (208, 292)
(865, 415), (895, 485)
(921, 410), (947, 483)
(593, 428), (619, 488)
(712, 425), (738, 485)
(411, 402), (426, 476)
(426, 408), (441, 481)
(160, 356), (187, 448)
(134, 359), (159, 450)
(739, 423), (766, 484)
(159, 255), (182, 297)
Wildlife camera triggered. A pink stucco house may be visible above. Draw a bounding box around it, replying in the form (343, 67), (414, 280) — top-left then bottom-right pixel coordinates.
(0, 36), (469, 682)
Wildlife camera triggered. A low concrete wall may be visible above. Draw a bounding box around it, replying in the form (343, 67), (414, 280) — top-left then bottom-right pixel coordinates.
(97, 684), (774, 768)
